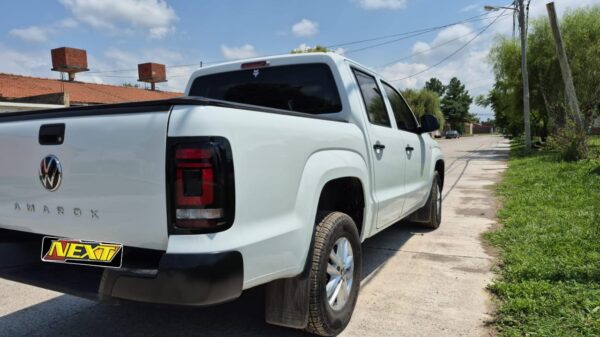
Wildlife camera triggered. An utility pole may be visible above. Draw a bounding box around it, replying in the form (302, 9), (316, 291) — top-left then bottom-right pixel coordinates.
(546, 2), (583, 129)
(518, 0), (532, 150)
(486, 2), (532, 149)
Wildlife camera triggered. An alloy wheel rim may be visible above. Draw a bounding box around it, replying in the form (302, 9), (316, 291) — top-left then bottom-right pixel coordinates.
(326, 237), (354, 311)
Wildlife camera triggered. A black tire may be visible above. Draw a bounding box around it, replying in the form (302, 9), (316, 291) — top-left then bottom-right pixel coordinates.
(305, 212), (362, 336)
(422, 172), (442, 229)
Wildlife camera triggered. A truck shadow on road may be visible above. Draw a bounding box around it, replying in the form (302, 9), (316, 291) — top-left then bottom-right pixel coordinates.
(0, 222), (423, 337)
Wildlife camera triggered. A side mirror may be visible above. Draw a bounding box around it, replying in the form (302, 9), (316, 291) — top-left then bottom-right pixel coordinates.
(418, 114), (440, 134)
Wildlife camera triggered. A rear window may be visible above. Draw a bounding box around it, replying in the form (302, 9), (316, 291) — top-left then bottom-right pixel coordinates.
(188, 63), (342, 114)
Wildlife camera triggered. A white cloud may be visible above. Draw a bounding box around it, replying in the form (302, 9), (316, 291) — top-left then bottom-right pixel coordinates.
(149, 26), (174, 39)
(0, 45), (52, 77)
(8, 18), (79, 44)
(460, 2), (483, 13)
(59, 0), (178, 39)
(57, 18), (79, 28)
(291, 19), (319, 37)
(378, 62), (429, 88)
(9, 26), (51, 43)
(409, 24), (475, 63)
(104, 48), (138, 66)
(220, 44), (258, 60)
(354, 0), (407, 10)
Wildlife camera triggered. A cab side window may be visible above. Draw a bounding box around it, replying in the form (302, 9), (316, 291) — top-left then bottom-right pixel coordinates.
(382, 82), (418, 132)
(353, 69), (391, 127)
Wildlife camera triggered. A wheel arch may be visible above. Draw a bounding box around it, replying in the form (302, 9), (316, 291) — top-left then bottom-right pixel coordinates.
(265, 150), (371, 329)
(295, 149), (372, 240)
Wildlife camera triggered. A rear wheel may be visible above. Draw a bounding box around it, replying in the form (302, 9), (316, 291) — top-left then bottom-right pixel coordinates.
(422, 172), (442, 229)
(305, 212), (361, 336)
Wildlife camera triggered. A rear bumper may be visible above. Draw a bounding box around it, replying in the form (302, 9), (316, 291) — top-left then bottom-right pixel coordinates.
(103, 251), (243, 305)
(0, 228), (243, 306)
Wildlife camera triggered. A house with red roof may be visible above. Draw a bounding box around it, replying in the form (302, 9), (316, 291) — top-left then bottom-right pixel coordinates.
(0, 47), (182, 113)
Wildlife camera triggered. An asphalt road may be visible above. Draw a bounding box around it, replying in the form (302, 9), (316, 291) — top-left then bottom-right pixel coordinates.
(0, 135), (509, 337)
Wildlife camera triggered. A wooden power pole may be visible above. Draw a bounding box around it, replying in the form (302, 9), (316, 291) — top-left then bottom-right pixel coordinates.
(546, 2), (584, 129)
(518, 0), (532, 150)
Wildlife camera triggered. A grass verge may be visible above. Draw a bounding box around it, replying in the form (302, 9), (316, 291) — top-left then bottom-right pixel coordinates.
(486, 136), (600, 336)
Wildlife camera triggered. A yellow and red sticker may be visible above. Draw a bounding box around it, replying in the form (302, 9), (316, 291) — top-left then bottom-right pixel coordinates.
(41, 237), (123, 268)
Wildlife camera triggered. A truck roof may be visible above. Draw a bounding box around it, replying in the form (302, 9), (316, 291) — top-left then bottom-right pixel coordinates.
(185, 52), (383, 94)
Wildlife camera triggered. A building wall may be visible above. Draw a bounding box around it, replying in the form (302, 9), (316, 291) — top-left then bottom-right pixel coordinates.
(0, 102), (64, 113)
(473, 124), (493, 134)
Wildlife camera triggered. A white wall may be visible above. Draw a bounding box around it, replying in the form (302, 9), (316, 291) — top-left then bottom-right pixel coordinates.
(0, 102), (64, 113)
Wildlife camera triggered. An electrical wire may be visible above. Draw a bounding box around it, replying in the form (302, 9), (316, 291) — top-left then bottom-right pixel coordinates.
(325, 11), (494, 50)
(74, 7), (512, 92)
(377, 13), (511, 67)
(342, 13), (510, 55)
(388, 9), (507, 83)
(83, 11), (507, 76)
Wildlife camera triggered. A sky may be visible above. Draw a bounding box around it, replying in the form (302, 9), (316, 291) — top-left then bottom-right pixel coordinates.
(1, 0), (599, 119)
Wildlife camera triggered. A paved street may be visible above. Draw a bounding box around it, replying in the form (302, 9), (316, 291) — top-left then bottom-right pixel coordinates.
(0, 135), (509, 337)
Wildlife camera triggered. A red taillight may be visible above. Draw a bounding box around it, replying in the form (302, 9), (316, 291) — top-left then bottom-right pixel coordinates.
(169, 138), (235, 232)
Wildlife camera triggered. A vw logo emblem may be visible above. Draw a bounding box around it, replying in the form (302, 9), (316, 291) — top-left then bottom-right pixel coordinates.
(39, 155), (62, 192)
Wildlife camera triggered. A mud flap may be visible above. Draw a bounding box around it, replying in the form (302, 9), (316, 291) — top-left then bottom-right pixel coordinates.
(265, 274), (310, 328)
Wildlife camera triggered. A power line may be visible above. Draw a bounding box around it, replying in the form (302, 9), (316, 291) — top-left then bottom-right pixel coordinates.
(388, 9), (507, 83)
(380, 32), (478, 67)
(342, 13), (509, 55)
(378, 13), (510, 67)
(325, 11), (493, 50)
(82, 11), (507, 76)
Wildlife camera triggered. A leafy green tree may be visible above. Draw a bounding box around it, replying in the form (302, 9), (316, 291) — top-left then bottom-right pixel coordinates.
(401, 88), (445, 131)
(441, 77), (473, 132)
(424, 77), (445, 96)
(290, 45), (330, 54)
(484, 6), (600, 142)
(122, 82), (140, 88)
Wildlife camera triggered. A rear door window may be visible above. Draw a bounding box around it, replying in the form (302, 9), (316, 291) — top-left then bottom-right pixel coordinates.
(381, 82), (418, 132)
(188, 63), (342, 114)
(352, 69), (391, 127)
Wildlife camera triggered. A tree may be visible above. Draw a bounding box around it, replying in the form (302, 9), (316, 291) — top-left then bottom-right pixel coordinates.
(122, 82), (140, 88)
(484, 5), (600, 144)
(290, 45), (330, 54)
(441, 77), (473, 132)
(424, 77), (445, 96)
(401, 88), (445, 131)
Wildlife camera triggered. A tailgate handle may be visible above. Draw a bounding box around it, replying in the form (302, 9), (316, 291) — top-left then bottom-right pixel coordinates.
(39, 124), (65, 145)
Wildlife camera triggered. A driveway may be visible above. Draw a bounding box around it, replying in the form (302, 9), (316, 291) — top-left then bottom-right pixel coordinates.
(0, 135), (509, 337)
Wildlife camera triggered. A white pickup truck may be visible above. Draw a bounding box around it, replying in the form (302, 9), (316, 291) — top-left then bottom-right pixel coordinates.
(0, 53), (444, 336)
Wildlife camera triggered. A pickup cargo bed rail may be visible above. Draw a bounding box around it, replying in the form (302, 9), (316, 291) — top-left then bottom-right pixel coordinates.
(0, 96), (346, 123)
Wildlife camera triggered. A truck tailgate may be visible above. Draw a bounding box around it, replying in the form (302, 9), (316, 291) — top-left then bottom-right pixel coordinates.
(0, 105), (171, 250)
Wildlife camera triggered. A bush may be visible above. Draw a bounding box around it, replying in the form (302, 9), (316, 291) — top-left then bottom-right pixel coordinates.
(548, 120), (589, 161)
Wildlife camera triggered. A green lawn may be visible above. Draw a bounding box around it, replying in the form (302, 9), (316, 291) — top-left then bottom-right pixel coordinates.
(487, 136), (600, 336)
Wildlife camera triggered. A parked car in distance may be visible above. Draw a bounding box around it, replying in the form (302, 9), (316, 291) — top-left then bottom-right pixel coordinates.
(445, 130), (460, 139)
(0, 52), (445, 336)
(432, 130), (442, 138)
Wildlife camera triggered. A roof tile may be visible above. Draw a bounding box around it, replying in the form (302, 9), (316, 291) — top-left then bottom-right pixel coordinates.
(0, 73), (181, 104)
